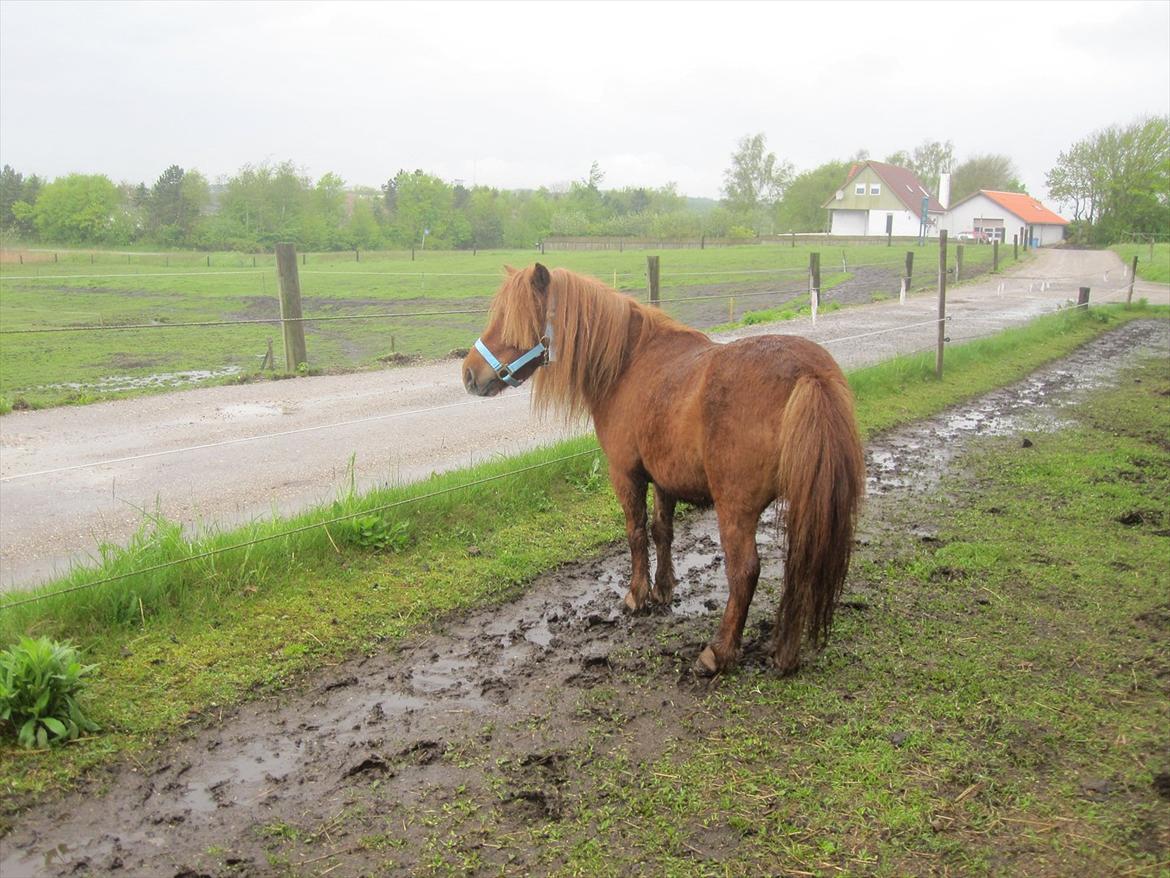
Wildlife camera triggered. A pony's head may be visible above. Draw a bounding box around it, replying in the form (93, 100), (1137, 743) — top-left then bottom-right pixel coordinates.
(462, 263), (553, 397)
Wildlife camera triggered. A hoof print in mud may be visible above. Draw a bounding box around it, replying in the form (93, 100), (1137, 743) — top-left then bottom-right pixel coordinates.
(342, 754), (392, 779)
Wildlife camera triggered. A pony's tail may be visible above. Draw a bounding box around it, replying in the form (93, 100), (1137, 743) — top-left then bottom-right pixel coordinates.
(773, 372), (865, 674)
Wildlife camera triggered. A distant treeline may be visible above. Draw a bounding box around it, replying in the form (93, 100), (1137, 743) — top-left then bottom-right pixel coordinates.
(2, 118), (1163, 251)
(0, 161), (742, 252)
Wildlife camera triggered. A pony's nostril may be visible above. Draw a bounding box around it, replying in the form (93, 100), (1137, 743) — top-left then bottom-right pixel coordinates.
(463, 368), (476, 392)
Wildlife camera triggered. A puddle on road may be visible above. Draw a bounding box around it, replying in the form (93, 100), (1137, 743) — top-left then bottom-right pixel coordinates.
(867, 321), (1168, 497)
(33, 366), (242, 394)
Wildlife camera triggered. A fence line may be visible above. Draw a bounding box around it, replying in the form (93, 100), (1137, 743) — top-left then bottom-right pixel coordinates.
(1, 282), (1120, 608)
(0, 269), (269, 282)
(0, 306), (494, 335)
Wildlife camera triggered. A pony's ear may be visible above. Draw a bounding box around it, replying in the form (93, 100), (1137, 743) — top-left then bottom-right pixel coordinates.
(504, 264), (518, 276)
(532, 263), (551, 296)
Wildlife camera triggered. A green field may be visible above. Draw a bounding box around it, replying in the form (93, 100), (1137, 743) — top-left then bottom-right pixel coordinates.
(1112, 241), (1170, 284)
(0, 242), (1011, 409)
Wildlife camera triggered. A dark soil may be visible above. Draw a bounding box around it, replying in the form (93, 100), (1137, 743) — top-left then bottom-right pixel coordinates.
(1, 321), (1166, 878)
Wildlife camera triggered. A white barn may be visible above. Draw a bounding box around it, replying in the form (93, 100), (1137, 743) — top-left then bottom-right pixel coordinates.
(942, 190), (1068, 247)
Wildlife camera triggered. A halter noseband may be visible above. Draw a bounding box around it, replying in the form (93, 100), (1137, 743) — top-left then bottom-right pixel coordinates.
(473, 299), (556, 389)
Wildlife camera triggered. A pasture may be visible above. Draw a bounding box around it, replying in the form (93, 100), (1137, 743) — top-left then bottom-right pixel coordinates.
(0, 241), (1014, 409)
(1, 306), (1166, 877)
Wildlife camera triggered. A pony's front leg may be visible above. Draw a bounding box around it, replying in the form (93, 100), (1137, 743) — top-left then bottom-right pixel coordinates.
(649, 486), (677, 606)
(611, 470), (651, 612)
(696, 505), (761, 675)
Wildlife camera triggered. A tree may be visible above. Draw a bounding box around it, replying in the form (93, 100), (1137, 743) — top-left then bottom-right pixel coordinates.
(949, 154), (1022, 203)
(1046, 116), (1170, 243)
(909, 139), (955, 197)
(1, 166), (43, 238)
(146, 165), (209, 245)
(774, 159), (851, 232)
(721, 134), (793, 229)
(884, 150), (912, 169)
(28, 174), (124, 244)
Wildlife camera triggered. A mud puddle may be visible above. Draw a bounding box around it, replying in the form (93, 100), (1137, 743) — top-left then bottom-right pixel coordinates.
(33, 367), (243, 395)
(1, 320), (1166, 878)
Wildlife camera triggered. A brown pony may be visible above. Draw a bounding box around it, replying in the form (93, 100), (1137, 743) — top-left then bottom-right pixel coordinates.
(462, 264), (865, 675)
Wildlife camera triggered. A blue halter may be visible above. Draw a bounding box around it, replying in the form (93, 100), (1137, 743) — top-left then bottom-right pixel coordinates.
(473, 306), (556, 389)
(473, 337), (547, 388)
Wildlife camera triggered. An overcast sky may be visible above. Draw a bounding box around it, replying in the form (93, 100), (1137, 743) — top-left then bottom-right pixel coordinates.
(1, 0), (1168, 205)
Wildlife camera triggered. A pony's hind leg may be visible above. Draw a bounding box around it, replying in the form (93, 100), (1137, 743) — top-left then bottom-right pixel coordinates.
(695, 504), (761, 675)
(649, 486), (677, 606)
(611, 469), (652, 612)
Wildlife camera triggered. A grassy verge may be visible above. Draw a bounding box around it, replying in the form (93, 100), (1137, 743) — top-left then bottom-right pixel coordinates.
(0, 303), (1164, 806)
(469, 352), (1168, 876)
(1111, 242), (1170, 284)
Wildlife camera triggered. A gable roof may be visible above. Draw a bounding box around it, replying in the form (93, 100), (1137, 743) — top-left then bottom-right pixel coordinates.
(823, 160), (945, 213)
(952, 190), (1068, 225)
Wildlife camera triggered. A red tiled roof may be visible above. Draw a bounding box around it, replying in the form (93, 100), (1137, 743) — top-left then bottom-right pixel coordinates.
(835, 161), (945, 213)
(973, 190), (1069, 225)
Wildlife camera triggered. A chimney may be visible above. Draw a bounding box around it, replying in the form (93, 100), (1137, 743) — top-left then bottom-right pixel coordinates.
(938, 173), (951, 210)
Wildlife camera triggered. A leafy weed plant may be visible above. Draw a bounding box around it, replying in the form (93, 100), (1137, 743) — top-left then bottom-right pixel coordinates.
(0, 638), (99, 749)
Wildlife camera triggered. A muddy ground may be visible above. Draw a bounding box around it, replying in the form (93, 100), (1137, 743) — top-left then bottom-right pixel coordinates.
(2, 320), (1167, 877)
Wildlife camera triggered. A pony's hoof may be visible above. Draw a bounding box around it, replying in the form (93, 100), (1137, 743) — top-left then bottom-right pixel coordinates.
(623, 590), (642, 613)
(648, 591), (672, 610)
(772, 654), (802, 677)
(692, 646), (720, 677)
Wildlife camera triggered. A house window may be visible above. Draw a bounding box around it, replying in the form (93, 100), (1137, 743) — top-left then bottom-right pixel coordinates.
(870, 184), (881, 195)
(855, 183), (866, 195)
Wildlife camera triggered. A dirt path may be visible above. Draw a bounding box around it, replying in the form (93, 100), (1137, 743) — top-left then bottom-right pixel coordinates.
(1, 248), (1165, 592)
(2, 319), (1166, 878)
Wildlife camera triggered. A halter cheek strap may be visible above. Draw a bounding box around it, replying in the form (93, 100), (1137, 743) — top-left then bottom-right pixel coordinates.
(474, 298), (556, 389)
(474, 337), (547, 388)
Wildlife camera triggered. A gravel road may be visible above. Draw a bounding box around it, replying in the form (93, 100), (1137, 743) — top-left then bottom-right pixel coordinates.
(0, 248), (1164, 592)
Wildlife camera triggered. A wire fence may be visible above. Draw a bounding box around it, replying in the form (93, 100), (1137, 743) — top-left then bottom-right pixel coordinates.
(1, 268), (1146, 612)
(0, 308), (969, 611)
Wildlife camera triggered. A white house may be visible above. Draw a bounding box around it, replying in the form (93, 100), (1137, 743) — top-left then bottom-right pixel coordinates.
(821, 161), (946, 237)
(942, 190), (1068, 247)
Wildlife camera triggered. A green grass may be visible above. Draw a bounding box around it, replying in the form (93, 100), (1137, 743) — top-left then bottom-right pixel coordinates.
(1112, 242), (1170, 284)
(0, 303), (1162, 807)
(187, 348), (1170, 876)
(521, 353), (1169, 876)
(0, 242), (1019, 409)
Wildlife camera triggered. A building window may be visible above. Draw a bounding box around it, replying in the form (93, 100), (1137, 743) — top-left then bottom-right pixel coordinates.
(855, 183), (866, 195)
(870, 184), (881, 195)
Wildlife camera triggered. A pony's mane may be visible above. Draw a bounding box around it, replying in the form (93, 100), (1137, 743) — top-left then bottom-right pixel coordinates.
(490, 266), (700, 421)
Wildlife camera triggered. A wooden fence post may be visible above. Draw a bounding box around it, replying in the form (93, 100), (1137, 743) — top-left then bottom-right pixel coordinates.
(1128, 255), (1138, 304)
(275, 242), (309, 373)
(955, 243), (964, 283)
(992, 240), (999, 272)
(901, 250), (913, 304)
(1013, 233), (1019, 260)
(809, 252), (821, 322)
(936, 230), (948, 380)
(647, 255), (660, 306)
(1077, 286), (1090, 308)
